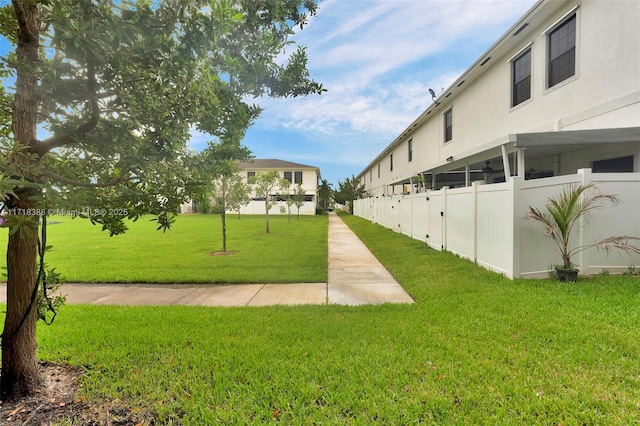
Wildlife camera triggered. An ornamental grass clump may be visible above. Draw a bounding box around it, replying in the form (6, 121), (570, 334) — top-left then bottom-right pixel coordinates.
(524, 183), (640, 274)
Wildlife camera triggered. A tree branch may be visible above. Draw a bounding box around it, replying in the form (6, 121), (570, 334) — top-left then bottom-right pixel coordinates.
(39, 169), (132, 188)
(11, 0), (37, 43)
(32, 54), (101, 156)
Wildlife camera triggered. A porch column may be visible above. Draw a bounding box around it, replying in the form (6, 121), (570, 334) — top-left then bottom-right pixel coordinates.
(501, 144), (511, 182)
(516, 148), (526, 179)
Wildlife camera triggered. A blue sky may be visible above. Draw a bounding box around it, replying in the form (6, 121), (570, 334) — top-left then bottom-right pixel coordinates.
(1, 0), (538, 186)
(197, 0), (540, 186)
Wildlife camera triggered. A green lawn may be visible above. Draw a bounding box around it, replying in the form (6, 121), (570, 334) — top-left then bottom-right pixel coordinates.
(0, 214), (328, 283)
(3, 213), (640, 424)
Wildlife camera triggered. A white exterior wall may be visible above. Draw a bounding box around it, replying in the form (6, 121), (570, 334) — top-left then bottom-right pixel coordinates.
(243, 168), (318, 198)
(362, 0), (640, 195)
(238, 167), (319, 216)
(236, 199), (317, 216)
(355, 170), (640, 279)
(181, 163), (320, 215)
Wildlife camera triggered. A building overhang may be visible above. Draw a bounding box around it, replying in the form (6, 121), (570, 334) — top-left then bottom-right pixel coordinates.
(513, 127), (640, 155)
(383, 127), (640, 189)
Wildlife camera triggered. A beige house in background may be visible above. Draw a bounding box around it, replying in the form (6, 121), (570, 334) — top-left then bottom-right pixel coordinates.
(239, 159), (321, 215)
(181, 159), (321, 215)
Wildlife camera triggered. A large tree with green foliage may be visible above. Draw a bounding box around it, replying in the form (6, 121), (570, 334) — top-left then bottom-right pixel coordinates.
(334, 175), (368, 211)
(0, 0), (323, 399)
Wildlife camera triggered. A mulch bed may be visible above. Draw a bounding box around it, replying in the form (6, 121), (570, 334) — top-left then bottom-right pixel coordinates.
(0, 362), (156, 425)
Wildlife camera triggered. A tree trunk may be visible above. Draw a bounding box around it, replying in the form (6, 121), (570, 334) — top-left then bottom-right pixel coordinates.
(1, 1), (42, 399)
(220, 186), (227, 252)
(1, 195), (40, 399)
(221, 211), (227, 252)
(265, 201), (270, 233)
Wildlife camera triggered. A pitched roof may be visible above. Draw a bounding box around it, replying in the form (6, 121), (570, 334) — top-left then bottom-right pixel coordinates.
(238, 159), (318, 170)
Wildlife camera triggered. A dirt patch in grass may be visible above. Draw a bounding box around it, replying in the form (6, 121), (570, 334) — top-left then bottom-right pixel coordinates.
(0, 362), (155, 425)
(208, 250), (238, 256)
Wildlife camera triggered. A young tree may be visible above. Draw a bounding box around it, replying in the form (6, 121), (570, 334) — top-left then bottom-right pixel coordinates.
(217, 170), (245, 251)
(195, 140), (252, 252)
(254, 170), (281, 233)
(0, 0), (323, 399)
(279, 177), (293, 223)
(293, 183), (307, 218)
(227, 177), (251, 220)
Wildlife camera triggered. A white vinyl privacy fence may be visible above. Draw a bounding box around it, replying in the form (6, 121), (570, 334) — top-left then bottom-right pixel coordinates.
(353, 169), (640, 279)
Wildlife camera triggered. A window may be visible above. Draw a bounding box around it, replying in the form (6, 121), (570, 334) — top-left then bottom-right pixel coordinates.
(369, 169), (372, 181)
(390, 153), (394, 172)
(512, 48), (531, 106)
(408, 139), (413, 162)
(247, 171), (256, 183)
(377, 163), (380, 178)
(294, 171), (303, 184)
(593, 155), (634, 173)
(444, 109), (453, 142)
(548, 14), (576, 88)
(284, 171), (292, 183)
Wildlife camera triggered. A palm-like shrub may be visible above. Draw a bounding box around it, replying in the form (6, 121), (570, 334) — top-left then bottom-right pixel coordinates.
(524, 183), (640, 271)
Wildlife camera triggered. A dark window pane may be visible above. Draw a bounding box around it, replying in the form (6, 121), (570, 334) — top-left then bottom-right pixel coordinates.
(548, 15), (576, 87)
(444, 109), (453, 142)
(512, 49), (531, 106)
(294, 171), (303, 184)
(593, 155), (634, 173)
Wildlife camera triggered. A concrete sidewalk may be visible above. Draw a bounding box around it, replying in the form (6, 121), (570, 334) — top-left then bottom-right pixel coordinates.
(0, 213), (414, 307)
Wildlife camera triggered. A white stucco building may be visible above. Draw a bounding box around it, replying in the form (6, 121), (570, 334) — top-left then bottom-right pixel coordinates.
(354, 0), (640, 278)
(182, 159), (321, 215)
(238, 159), (321, 216)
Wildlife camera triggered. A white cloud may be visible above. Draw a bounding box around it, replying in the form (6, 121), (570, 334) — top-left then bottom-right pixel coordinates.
(245, 0), (538, 183)
(256, 1), (535, 142)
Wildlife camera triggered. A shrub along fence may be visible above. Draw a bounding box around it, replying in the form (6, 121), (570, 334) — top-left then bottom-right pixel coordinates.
(353, 169), (640, 279)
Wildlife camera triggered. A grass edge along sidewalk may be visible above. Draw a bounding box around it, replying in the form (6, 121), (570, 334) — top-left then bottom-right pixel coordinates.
(3, 212), (640, 424)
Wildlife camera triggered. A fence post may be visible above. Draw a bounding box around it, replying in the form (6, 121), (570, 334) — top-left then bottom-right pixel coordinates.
(472, 181), (479, 263)
(442, 186), (448, 250)
(511, 176), (523, 279)
(577, 169), (593, 274)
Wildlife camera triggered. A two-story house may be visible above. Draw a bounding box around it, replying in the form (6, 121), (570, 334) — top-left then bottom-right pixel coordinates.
(182, 159), (321, 215)
(359, 0), (638, 195)
(237, 159), (320, 215)
(353, 0), (640, 279)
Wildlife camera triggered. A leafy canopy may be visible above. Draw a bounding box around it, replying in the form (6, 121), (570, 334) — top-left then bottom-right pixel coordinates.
(0, 0), (324, 233)
(334, 175), (368, 207)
